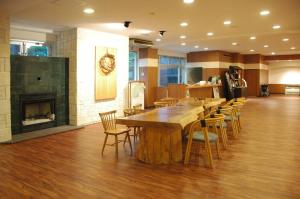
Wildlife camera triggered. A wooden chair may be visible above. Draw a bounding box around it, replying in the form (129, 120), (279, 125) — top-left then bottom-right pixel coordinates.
(123, 108), (144, 143)
(160, 97), (178, 106)
(232, 101), (245, 131)
(184, 116), (223, 168)
(217, 106), (239, 138)
(99, 110), (132, 159)
(133, 104), (143, 110)
(154, 101), (169, 108)
(205, 113), (228, 149)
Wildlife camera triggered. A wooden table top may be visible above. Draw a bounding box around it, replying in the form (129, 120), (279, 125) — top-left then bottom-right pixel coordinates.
(117, 98), (226, 129)
(187, 84), (222, 89)
(117, 103), (204, 129)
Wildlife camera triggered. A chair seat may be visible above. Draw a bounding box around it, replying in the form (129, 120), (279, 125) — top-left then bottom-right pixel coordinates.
(106, 127), (130, 135)
(186, 131), (218, 142)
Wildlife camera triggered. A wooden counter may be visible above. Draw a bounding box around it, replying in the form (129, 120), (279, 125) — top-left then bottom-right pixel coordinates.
(116, 104), (204, 164)
(188, 84), (222, 99)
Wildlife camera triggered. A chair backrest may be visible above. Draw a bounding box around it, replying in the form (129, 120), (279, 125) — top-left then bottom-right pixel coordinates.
(123, 108), (135, 117)
(160, 98), (178, 106)
(99, 110), (117, 131)
(205, 114), (225, 131)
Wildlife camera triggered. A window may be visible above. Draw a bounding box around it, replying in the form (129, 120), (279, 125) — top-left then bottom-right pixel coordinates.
(129, 51), (138, 81)
(10, 40), (48, 56)
(159, 56), (186, 86)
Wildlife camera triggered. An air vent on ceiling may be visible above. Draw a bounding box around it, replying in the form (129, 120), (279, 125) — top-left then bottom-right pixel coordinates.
(129, 38), (153, 47)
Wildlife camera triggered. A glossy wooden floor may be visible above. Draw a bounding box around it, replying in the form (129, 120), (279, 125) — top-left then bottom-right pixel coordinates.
(1, 95), (300, 199)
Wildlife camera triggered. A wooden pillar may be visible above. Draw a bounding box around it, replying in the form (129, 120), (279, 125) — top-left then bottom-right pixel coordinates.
(138, 48), (158, 107)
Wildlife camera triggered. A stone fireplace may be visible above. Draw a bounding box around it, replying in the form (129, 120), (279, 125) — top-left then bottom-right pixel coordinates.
(20, 93), (56, 133)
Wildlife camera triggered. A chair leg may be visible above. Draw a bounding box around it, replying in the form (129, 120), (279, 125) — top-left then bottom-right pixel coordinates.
(115, 135), (118, 159)
(232, 120), (239, 138)
(238, 117), (242, 130)
(126, 132), (133, 155)
(216, 140), (222, 159)
(133, 127), (137, 143)
(123, 133), (127, 146)
(184, 135), (193, 165)
(205, 142), (214, 169)
(102, 134), (108, 155)
(219, 128), (227, 149)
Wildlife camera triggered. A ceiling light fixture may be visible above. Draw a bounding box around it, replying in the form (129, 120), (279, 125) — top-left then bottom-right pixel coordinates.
(156, 38), (161, 42)
(250, 49), (255, 52)
(224, 20), (232, 25)
(282, 38), (289, 42)
(272, 25), (281, 29)
(204, 47), (208, 50)
(180, 22), (188, 27)
(194, 45), (199, 48)
(250, 36), (256, 40)
(290, 47), (296, 50)
(260, 10), (270, 16)
(183, 0), (194, 4)
(232, 42), (238, 46)
(207, 32), (214, 36)
(180, 35), (187, 39)
(271, 52), (276, 55)
(159, 30), (166, 37)
(83, 8), (95, 14)
(181, 42), (186, 46)
(264, 45), (269, 48)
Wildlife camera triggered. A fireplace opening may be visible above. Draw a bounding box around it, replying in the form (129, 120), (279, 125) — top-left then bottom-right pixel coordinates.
(20, 93), (56, 132)
(23, 101), (55, 126)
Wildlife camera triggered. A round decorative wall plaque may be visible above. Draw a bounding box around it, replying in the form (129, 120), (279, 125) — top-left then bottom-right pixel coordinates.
(99, 51), (115, 75)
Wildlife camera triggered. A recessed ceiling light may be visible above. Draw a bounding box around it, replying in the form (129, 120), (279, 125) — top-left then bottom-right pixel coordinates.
(83, 8), (95, 14)
(204, 47), (208, 50)
(272, 25), (281, 29)
(183, 0), (194, 4)
(156, 38), (161, 42)
(207, 32), (214, 36)
(250, 49), (255, 52)
(271, 52), (276, 55)
(180, 35), (187, 39)
(260, 10), (270, 16)
(224, 20), (232, 25)
(250, 36), (256, 40)
(264, 45), (269, 48)
(282, 38), (289, 42)
(232, 42), (238, 46)
(194, 45), (199, 48)
(181, 42), (186, 46)
(180, 22), (188, 27)
(290, 47), (296, 50)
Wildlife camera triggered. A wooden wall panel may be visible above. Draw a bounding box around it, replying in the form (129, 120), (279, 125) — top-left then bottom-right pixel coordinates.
(187, 51), (220, 62)
(202, 68), (220, 80)
(264, 54), (300, 61)
(156, 87), (167, 100)
(167, 84), (187, 99)
(244, 69), (260, 96)
(269, 84), (285, 94)
(139, 48), (158, 59)
(139, 67), (158, 107)
(243, 54), (262, 64)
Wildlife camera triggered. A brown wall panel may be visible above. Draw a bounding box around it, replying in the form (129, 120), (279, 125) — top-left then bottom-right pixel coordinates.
(167, 84), (187, 99)
(269, 84), (285, 94)
(155, 87), (168, 100)
(187, 51), (221, 62)
(243, 54), (262, 64)
(202, 68), (220, 80)
(244, 69), (260, 96)
(139, 48), (158, 59)
(139, 67), (158, 107)
(264, 54), (300, 61)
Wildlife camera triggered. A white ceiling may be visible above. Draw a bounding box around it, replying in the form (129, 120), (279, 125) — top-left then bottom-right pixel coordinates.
(2, 0), (300, 55)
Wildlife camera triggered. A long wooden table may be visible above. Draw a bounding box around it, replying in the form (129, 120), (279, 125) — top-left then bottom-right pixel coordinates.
(117, 103), (204, 164)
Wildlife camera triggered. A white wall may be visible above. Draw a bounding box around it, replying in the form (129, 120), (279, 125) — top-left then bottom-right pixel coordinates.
(269, 66), (300, 84)
(76, 28), (129, 125)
